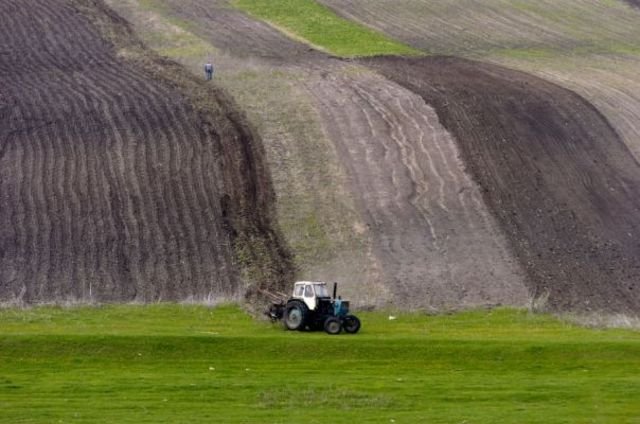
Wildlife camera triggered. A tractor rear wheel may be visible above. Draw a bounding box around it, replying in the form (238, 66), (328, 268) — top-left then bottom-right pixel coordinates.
(324, 317), (342, 335)
(284, 301), (308, 331)
(343, 315), (361, 334)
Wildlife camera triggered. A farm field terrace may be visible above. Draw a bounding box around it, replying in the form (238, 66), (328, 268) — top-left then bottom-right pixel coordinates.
(231, 0), (421, 57)
(1, 305), (639, 423)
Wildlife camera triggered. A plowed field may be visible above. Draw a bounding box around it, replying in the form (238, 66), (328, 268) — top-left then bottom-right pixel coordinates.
(107, 0), (640, 312)
(0, 0), (290, 303)
(305, 68), (526, 308)
(318, 0), (640, 161)
(6, 0), (639, 313)
(363, 56), (640, 312)
(108, 0), (530, 309)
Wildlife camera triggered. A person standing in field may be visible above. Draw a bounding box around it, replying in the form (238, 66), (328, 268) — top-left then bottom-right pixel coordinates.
(204, 61), (214, 80)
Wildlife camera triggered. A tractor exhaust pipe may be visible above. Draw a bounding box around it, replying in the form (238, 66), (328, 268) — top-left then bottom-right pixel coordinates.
(333, 282), (337, 299)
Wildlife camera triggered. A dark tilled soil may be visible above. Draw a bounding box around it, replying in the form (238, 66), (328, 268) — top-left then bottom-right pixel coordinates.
(0, 0), (291, 303)
(362, 56), (640, 312)
(624, 0), (640, 7)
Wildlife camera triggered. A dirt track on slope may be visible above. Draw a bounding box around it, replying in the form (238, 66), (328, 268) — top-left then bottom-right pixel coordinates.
(0, 0), (291, 303)
(363, 56), (640, 312)
(305, 68), (527, 308)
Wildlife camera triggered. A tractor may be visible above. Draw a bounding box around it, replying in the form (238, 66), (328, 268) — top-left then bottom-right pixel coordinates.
(264, 281), (361, 335)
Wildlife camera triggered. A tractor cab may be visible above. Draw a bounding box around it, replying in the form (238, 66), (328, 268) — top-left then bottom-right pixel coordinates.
(291, 281), (331, 311)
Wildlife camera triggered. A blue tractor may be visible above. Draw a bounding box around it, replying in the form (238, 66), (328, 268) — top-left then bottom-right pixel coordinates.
(266, 282), (361, 335)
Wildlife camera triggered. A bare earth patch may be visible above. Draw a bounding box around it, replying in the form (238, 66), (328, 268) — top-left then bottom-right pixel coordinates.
(362, 56), (640, 312)
(318, 0), (640, 161)
(0, 0), (292, 303)
(304, 66), (527, 309)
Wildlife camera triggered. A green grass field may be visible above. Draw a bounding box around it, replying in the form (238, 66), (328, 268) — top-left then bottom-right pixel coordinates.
(232, 0), (421, 57)
(1, 305), (639, 423)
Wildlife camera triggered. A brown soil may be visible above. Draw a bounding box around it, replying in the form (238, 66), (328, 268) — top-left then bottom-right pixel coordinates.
(362, 56), (640, 312)
(0, 0), (292, 303)
(10, 0), (635, 312)
(319, 0), (640, 165)
(116, 0), (530, 309)
(304, 68), (528, 309)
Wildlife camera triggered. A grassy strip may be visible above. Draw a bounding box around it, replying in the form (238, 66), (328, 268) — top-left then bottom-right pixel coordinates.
(232, 0), (421, 57)
(1, 305), (639, 423)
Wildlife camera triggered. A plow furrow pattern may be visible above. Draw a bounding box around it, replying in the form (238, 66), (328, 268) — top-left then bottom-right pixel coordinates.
(319, 0), (640, 161)
(320, 0), (640, 55)
(364, 56), (640, 312)
(0, 0), (238, 302)
(305, 69), (527, 308)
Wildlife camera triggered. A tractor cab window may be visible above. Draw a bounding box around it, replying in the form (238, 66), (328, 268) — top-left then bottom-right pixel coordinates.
(304, 285), (314, 298)
(294, 285), (304, 297)
(314, 284), (329, 298)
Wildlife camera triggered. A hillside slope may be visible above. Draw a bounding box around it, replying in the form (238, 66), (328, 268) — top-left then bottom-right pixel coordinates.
(364, 56), (640, 312)
(136, 0), (640, 312)
(6, 0), (638, 312)
(0, 0), (292, 303)
(319, 0), (640, 162)
(106, 0), (531, 309)
(315, 0), (640, 312)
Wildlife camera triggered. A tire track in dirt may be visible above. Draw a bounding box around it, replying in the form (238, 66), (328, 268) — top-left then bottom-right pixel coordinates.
(363, 56), (640, 312)
(1, 0), (291, 303)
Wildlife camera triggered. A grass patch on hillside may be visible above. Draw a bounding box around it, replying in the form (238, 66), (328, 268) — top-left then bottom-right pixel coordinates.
(232, 0), (421, 57)
(1, 305), (639, 423)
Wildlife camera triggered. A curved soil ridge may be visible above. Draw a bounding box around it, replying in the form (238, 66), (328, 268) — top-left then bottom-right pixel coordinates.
(304, 68), (528, 309)
(362, 56), (640, 312)
(0, 0), (292, 303)
(319, 0), (640, 166)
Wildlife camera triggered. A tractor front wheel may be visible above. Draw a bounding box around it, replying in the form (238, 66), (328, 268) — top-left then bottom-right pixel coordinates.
(284, 301), (308, 331)
(324, 317), (342, 335)
(343, 315), (361, 334)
